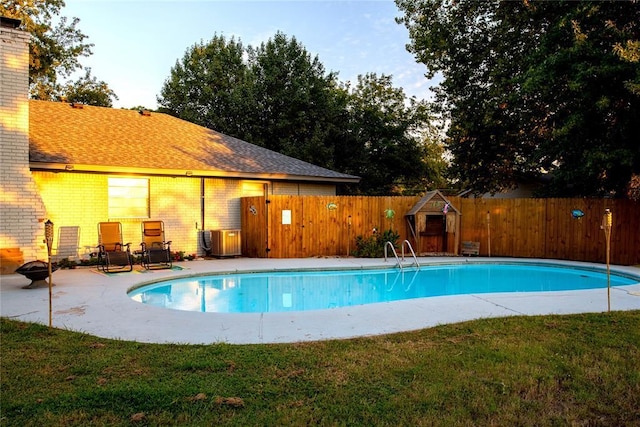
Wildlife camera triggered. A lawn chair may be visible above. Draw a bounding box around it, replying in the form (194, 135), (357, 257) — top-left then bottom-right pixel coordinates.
(52, 226), (81, 263)
(97, 222), (132, 273)
(140, 220), (172, 270)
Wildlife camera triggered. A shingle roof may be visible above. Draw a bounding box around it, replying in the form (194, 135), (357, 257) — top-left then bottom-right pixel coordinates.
(28, 100), (359, 183)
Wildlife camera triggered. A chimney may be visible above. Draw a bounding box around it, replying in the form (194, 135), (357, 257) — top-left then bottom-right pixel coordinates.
(0, 16), (21, 29)
(1, 16), (28, 110)
(0, 16), (48, 265)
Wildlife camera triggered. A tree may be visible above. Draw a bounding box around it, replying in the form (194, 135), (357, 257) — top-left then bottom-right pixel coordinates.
(3, 0), (117, 105)
(158, 31), (447, 195)
(61, 68), (118, 107)
(396, 0), (640, 197)
(246, 32), (341, 165)
(159, 32), (346, 169)
(157, 35), (251, 137)
(340, 73), (445, 195)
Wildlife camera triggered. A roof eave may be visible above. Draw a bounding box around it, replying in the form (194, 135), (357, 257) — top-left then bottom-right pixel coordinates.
(29, 162), (361, 184)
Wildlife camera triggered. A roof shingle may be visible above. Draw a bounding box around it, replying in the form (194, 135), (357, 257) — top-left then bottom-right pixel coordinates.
(29, 100), (359, 183)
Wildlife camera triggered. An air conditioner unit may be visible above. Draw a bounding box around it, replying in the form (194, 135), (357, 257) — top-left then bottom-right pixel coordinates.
(210, 229), (241, 257)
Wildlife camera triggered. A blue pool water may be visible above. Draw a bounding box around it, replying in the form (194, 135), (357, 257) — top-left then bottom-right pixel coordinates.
(128, 263), (637, 314)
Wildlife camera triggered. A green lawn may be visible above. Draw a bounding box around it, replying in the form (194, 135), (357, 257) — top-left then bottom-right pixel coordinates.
(2, 312), (639, 426)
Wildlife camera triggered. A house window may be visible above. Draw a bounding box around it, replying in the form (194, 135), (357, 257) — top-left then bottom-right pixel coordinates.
(108, 177), (149, 218)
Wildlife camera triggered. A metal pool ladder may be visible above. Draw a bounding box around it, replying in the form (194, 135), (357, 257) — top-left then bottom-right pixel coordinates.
(384, 240), (420, 271)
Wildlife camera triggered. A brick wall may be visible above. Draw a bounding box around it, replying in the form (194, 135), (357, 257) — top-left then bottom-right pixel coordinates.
(1, 20), (48, 267)
(30, 173), (334, 258)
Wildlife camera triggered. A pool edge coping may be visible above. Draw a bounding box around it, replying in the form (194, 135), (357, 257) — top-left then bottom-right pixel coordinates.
(125, 257), (640, 294)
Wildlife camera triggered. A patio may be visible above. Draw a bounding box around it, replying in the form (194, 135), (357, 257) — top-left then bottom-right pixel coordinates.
(1, 257), (639, 345)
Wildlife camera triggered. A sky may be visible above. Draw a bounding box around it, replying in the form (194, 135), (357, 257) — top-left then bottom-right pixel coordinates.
(63, 0), (437, 109)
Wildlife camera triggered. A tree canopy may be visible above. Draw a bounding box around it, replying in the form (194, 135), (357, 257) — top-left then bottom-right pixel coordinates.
(157, 35), (249, 136)
(158, 32), (445, 195)
(341, 73), (446, 194)
(3, 0), (117, 106)
(396, 0), (640, 197)
(245, 32), (340, 165)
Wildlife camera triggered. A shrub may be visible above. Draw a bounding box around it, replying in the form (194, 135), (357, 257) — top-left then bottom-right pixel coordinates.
(57, 257), (78, 269)
(352, 228), (400, 258)
(79, 255), (99, 267)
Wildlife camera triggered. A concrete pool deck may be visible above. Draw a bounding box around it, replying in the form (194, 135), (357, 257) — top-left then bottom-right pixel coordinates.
(1, 257), (639, 345)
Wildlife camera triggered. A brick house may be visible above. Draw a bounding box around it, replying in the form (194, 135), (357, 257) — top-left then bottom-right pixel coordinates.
(0, 17), (358, 271)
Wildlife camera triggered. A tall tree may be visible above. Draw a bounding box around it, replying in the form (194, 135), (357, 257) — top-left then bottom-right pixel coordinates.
(158, 31), (447, 195)
(246, 32), (340, 165)
(396, 0), (640, 197)
(3, 0), (117, 105)
(157, 35), (251, 137)
(341, 73), (444, 195)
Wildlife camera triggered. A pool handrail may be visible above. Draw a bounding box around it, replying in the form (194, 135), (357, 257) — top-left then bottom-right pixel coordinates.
(384, 240), (420, 271)
(384, 241), (403, 271)
(401, 240), (420, 270)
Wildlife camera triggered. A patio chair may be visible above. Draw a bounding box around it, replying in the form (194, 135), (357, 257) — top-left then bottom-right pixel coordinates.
(52, 226), (81, 263)
(140, 220), (172, 270)
(97, 222), (132, 273)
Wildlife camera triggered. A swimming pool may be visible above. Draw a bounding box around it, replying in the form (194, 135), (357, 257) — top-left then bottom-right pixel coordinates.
(128, 263), (638, 314)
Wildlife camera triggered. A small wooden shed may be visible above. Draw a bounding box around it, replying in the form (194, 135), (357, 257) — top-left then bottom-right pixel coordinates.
(405, 190), (461, 255)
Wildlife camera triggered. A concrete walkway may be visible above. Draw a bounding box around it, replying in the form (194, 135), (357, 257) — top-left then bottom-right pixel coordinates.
(1, 257), (639, 345)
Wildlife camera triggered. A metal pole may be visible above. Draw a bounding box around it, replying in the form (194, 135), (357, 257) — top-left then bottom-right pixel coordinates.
(347, 215), (352, 256)
(603, 209), (612, 312)
(45, 220), (54, 327)
(487, 211), (491, 257)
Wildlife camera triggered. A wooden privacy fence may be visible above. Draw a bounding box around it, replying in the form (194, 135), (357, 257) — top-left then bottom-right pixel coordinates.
(241, 196), (418, 258)
(458, 198), (639, 265)
(240, 196), (640, 265)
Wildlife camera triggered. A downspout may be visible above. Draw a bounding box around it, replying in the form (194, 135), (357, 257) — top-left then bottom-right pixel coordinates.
(199, 178), (211, 253)
(200, 177), (205, 230)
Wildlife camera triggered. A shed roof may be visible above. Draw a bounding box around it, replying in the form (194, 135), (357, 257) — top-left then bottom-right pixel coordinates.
(406, 190), (460, 215)
(28, 100), (360, 183)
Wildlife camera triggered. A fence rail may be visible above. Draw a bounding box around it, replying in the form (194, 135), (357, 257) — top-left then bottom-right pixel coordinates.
(240, 196), (640, 265)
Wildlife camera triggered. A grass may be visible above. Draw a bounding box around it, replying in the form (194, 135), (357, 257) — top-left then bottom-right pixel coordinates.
(2, 311), (639, 426)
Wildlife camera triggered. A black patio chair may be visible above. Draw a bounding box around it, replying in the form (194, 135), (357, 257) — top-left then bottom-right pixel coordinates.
(140, 220), (172, 270)
(97, 222), (132, 273)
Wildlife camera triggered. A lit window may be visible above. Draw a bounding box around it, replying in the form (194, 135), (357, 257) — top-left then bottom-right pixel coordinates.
(108, 177), (149, 218)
